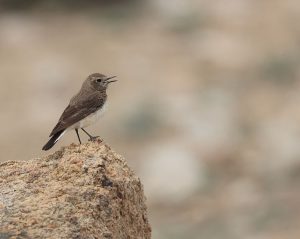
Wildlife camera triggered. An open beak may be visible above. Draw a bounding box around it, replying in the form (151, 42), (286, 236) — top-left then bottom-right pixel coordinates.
(105, 76), (117, 84)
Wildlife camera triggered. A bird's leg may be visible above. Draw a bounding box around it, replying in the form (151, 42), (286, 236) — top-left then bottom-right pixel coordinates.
(81, 128), (99, 141)
(75, 129), (82, 144)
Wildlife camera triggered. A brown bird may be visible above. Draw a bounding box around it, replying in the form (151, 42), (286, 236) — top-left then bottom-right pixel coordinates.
(42, 73), (117, 151)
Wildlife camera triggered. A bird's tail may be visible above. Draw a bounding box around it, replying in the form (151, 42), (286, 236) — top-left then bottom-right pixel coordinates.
(42, 130), (65, 151)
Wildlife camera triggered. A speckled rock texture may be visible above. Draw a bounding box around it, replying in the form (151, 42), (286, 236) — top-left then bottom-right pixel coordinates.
(0, 140), (151, 239)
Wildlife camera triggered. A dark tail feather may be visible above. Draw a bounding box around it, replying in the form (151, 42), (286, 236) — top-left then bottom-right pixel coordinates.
(42, 130), (65, 151)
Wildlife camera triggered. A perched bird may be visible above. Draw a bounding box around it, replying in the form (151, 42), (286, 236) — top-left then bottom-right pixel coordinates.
(42, 73), (117, 151)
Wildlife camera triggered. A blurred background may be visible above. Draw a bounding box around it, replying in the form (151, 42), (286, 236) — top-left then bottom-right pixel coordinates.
(1, 0), (300, 238)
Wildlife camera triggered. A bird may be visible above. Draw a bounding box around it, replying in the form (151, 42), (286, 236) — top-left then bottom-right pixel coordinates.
(42, 73), (117, 151)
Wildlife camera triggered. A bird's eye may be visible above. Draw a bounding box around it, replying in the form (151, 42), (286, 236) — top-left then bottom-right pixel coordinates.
(96, 79), (102, 83)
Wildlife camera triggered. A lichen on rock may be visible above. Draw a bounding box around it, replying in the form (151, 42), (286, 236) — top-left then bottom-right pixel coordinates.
(0, 140), (151, 239)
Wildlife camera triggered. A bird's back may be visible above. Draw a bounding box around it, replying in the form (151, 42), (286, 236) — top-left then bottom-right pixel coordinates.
(50, 89), (107, 136)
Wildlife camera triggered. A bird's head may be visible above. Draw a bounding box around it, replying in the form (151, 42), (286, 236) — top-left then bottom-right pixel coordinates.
(86, 73), (117, 91)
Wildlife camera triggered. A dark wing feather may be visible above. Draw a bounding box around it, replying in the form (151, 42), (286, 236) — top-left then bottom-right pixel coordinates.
(50, 93), (105, 136)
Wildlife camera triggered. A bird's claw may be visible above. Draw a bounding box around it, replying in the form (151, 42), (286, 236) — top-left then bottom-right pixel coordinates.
(89, 136), (100, 142)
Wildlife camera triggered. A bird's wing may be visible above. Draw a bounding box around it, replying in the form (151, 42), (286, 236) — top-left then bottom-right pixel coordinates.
(49, 92), (105, 136)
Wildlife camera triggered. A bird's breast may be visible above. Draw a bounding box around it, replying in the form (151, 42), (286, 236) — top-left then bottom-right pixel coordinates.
(69, 102), (107, 130)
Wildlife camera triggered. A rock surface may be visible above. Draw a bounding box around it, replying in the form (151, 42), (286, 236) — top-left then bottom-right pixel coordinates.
(0, 140), (151, 239)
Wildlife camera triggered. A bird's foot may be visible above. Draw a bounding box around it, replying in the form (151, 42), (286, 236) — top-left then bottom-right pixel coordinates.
(88, 136), (101, 142)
